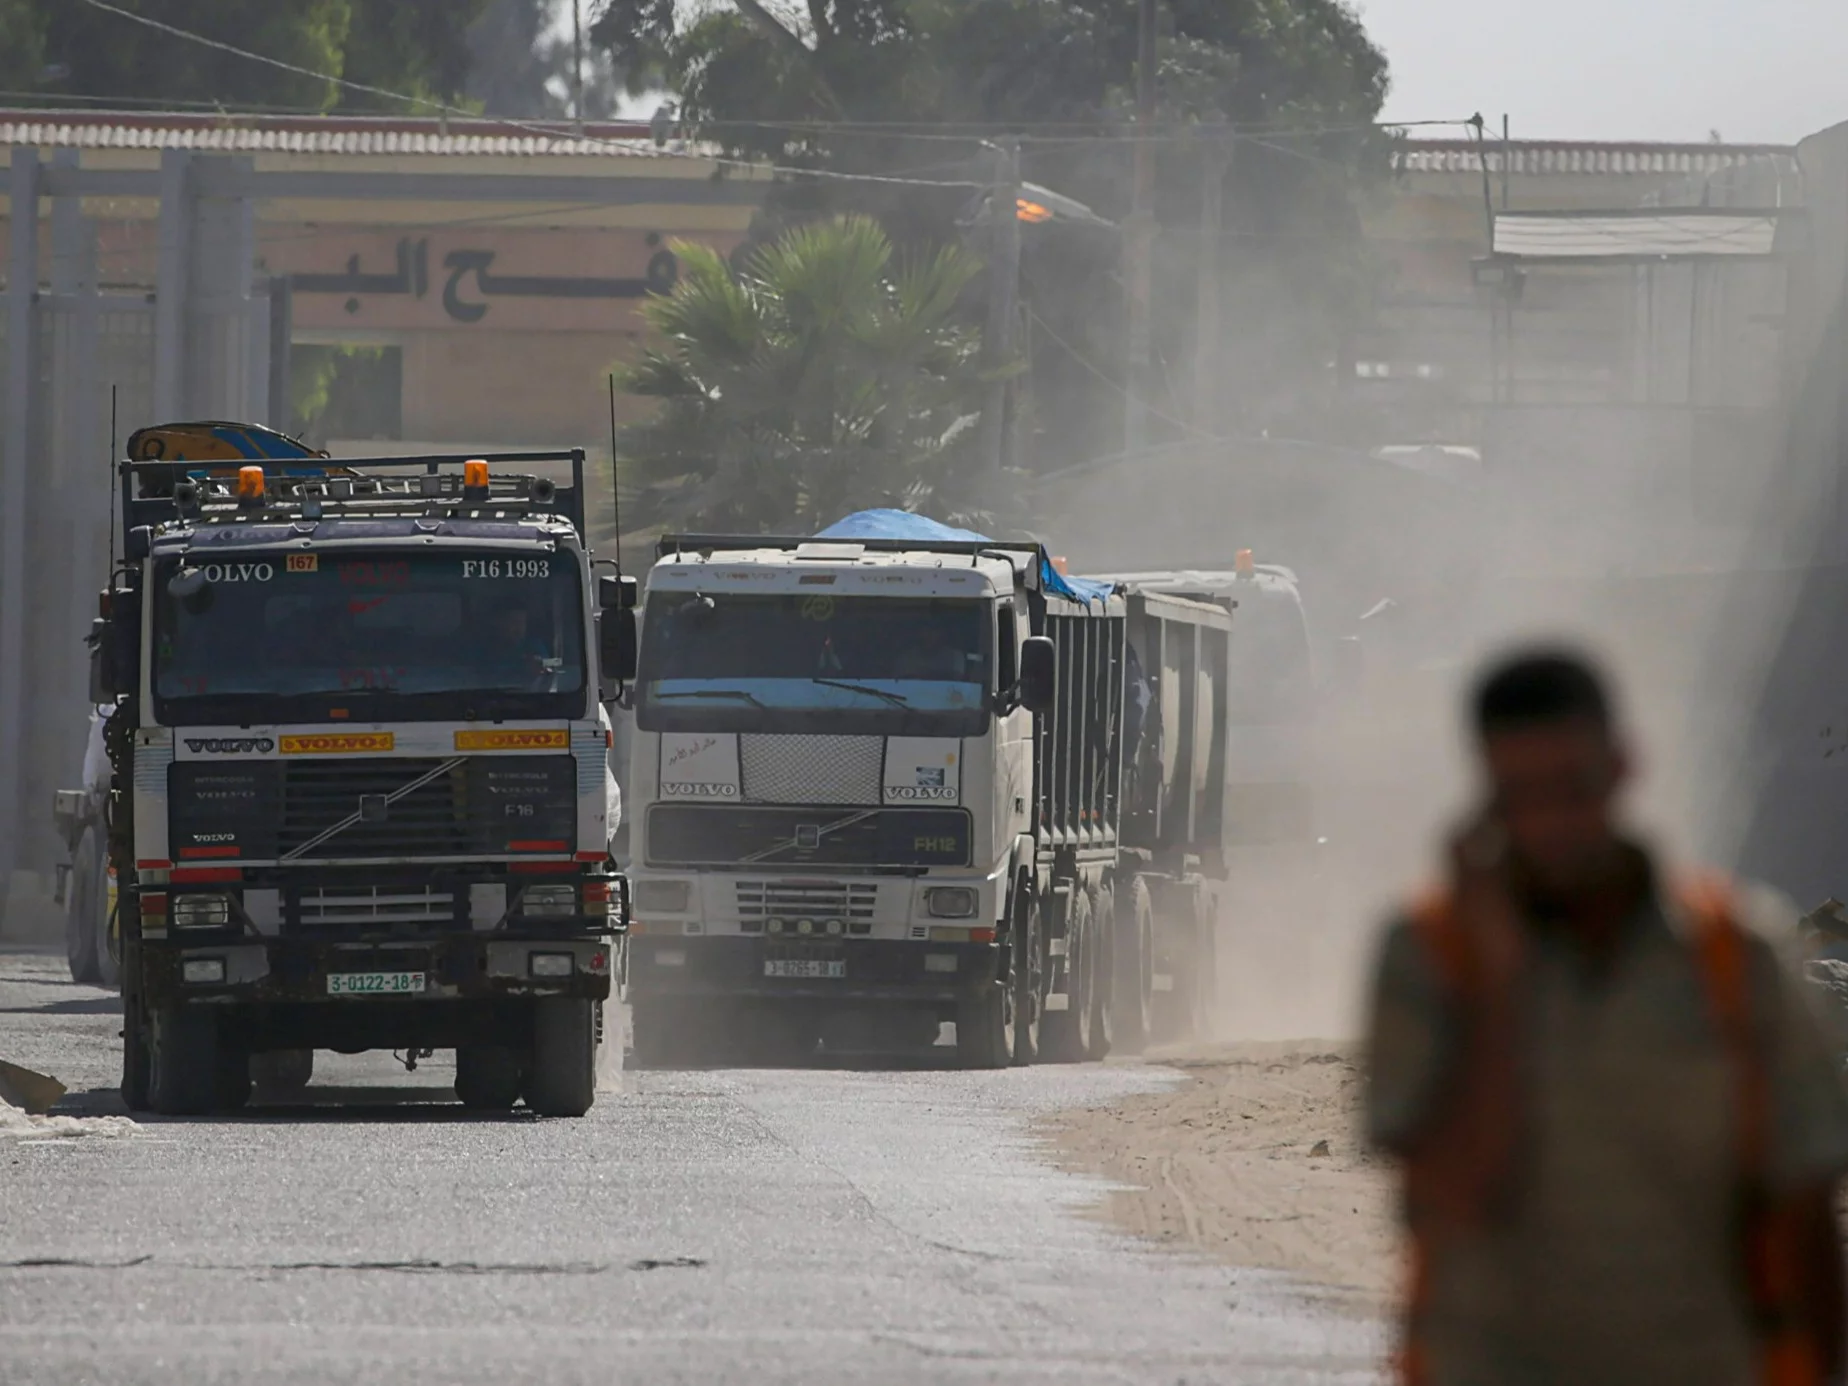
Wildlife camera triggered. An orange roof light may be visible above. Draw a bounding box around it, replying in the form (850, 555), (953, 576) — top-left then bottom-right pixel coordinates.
(1016, 197), (1053, 224)
(1051, 555), (1069, 575)
(464, 459), (490, 491)
(236, 466), (266, 502)
(1234, 548), (1255, 576)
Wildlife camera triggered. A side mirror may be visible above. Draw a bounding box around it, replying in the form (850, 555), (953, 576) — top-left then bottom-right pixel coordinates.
(88, 619), (120, 702)
(598, 574), (639, 611)
(599, 608), (638, 683)
(1018, 635), (1056, 714)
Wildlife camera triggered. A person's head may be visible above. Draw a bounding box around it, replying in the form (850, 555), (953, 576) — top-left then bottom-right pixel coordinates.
(1472, 648), (1629, 891)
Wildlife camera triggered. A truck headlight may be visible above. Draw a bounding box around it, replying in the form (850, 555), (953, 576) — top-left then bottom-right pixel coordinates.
(925, 887), (978, 919)
(518, 884), (578, 918)
(171, 894), (231, 929)
(633, 879), (690, 914)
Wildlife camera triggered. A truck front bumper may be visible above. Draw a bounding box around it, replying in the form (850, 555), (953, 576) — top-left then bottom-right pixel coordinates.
(142, 932), (616, 1009)
(627, 934), (1000, 1004)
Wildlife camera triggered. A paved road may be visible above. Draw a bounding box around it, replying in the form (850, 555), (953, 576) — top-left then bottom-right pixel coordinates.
(0, 948), (1380, 1384)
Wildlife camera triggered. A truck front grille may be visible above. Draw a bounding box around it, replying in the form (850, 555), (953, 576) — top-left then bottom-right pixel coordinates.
(293, 883), (459, 935)
(279, 759), (469, 859)
(170, 755), (576, 861)
(735, 879), (878, 930)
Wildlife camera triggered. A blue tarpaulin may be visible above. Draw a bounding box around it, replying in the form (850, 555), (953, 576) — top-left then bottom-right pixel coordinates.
(817, 509), (1114, 605)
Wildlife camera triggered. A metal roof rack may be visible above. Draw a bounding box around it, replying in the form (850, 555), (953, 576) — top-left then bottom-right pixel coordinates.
(121, 449), (588, 540)
(655, 531), (1046, 586)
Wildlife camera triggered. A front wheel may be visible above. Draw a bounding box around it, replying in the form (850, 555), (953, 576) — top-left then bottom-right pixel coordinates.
(955, 985), (1013, 1069)
(251, 1049), (314, 1098)
(454, 1044), (524, 1111)
(525, 1000), (598, 1117)
(148, 1005), (220, 1116)
(1012, 897), (1045, 1065)
(1042, 886), (1095, 1064)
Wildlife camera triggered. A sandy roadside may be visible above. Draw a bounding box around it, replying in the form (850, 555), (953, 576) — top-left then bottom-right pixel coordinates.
(1042, 1042), (1401, 1305)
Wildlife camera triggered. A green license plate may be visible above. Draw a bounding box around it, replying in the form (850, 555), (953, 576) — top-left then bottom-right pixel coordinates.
(327, 970), (427, 997)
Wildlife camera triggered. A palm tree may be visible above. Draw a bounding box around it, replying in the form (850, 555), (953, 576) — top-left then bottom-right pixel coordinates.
(616, 214), (995, 534)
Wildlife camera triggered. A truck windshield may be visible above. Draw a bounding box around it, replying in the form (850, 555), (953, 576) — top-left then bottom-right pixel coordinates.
(152, 550), (585, 722)
(636, 593), (991, 734)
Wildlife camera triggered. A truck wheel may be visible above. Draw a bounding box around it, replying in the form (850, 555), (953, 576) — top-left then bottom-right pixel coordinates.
(1086, 884), (1115, 1061)
(252, 1049), (314, 1098)
(1042, 887), (1095, 1063)
(1153, 880), (1212, 1044)
(65, 828), (103, 986)
(525, 1000), (597, 1117)
(148, 1005), (221, 1116)
(216, 1046), (253, 1112)
(454, 1045), (524, 1110)
(955, 985), (1012, 1069)
(1191, 887), (1219, 1039)
(1113, 879), (1155, 1055)
(121, 982), (151, 1112)
(96, 885), (122, 991)
(1012, 897), (1045, 1065)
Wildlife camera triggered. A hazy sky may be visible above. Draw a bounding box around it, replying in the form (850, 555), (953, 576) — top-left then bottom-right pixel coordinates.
(1362, 0), (1848, 144)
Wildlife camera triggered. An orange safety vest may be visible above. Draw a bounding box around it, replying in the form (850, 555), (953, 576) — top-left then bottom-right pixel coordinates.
(1399, 873), (1824, 1386)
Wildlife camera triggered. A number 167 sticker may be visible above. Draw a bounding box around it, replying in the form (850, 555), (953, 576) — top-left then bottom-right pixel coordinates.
(287, 554), (318, 573)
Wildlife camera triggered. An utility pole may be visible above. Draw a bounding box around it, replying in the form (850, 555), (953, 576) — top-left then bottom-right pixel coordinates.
(981, 137), (1022, 473)
(1123, 0), (1159, 456)
(571, 0), (586, 135)
(1193, 127), (1231, 436)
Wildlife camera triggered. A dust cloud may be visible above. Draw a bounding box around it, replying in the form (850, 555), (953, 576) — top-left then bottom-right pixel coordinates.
(1043, 329), (1835, 1047)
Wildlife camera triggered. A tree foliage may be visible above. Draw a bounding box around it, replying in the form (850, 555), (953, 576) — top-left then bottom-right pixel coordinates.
(617, 214), (995, 534)
(9, 1), (491, 112)
(593, 1), (1394, 464)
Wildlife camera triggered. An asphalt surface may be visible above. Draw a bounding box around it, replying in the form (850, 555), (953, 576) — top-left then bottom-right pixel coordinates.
(0, 948), (1381, 1384)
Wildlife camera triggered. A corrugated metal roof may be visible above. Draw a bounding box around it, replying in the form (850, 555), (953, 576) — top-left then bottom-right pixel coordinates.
(0, 111), (679, 159)
(1493, 211), (1783, 259)
(1397, 139), (1793, 177)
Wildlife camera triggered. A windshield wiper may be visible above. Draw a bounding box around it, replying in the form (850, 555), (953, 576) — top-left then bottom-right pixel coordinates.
(653, 688), (767, 709)
(809, 678), (909, 708)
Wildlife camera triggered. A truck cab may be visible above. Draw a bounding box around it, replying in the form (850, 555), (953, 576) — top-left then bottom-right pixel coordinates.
(624, 519), (1234, 1069)
(96, 441), (632, 1116)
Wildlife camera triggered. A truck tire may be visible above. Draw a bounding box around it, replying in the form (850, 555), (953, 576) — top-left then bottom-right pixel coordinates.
(525, 1000), (598, 1117)
(121, 979), (151, 1112)
(955, 985), (1012, 1069)
(1041, 886), (1095, 1064)
(65, 828), (103, 986)
(454, 1045), (524, 1110)
(1086, 884), (1115, 1061)
(148, 1005), (221, 1116)
(97, 886), (122, 991)
(1153, 879), (1212, 1044)
(216, 1046), (253, 1112)
(251, 1049), (314, 1098)
(1113, 878), (1155, 1055)
(1012, 896), (1044, 1065)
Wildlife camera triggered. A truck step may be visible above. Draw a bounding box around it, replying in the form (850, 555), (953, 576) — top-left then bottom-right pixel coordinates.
(1044, 993), (1070, 1011)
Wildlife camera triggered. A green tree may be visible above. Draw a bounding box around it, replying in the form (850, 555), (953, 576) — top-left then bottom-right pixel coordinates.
(21, 1), (491, 112)
(0, 0), (49, 92)
(594, 1), (1393, 463)
(617, 215), (994, 534)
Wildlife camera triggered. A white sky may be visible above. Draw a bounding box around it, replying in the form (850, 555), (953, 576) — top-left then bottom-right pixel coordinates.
(1362, 0), (1848, 144)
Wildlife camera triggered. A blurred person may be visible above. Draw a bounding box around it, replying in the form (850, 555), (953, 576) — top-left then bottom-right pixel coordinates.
(1366, 648), (1848, 1386)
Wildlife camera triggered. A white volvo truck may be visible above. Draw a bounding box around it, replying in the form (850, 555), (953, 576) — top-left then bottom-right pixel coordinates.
(623, 514), (1234, 1068)
(91, 426), (634, 1116)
